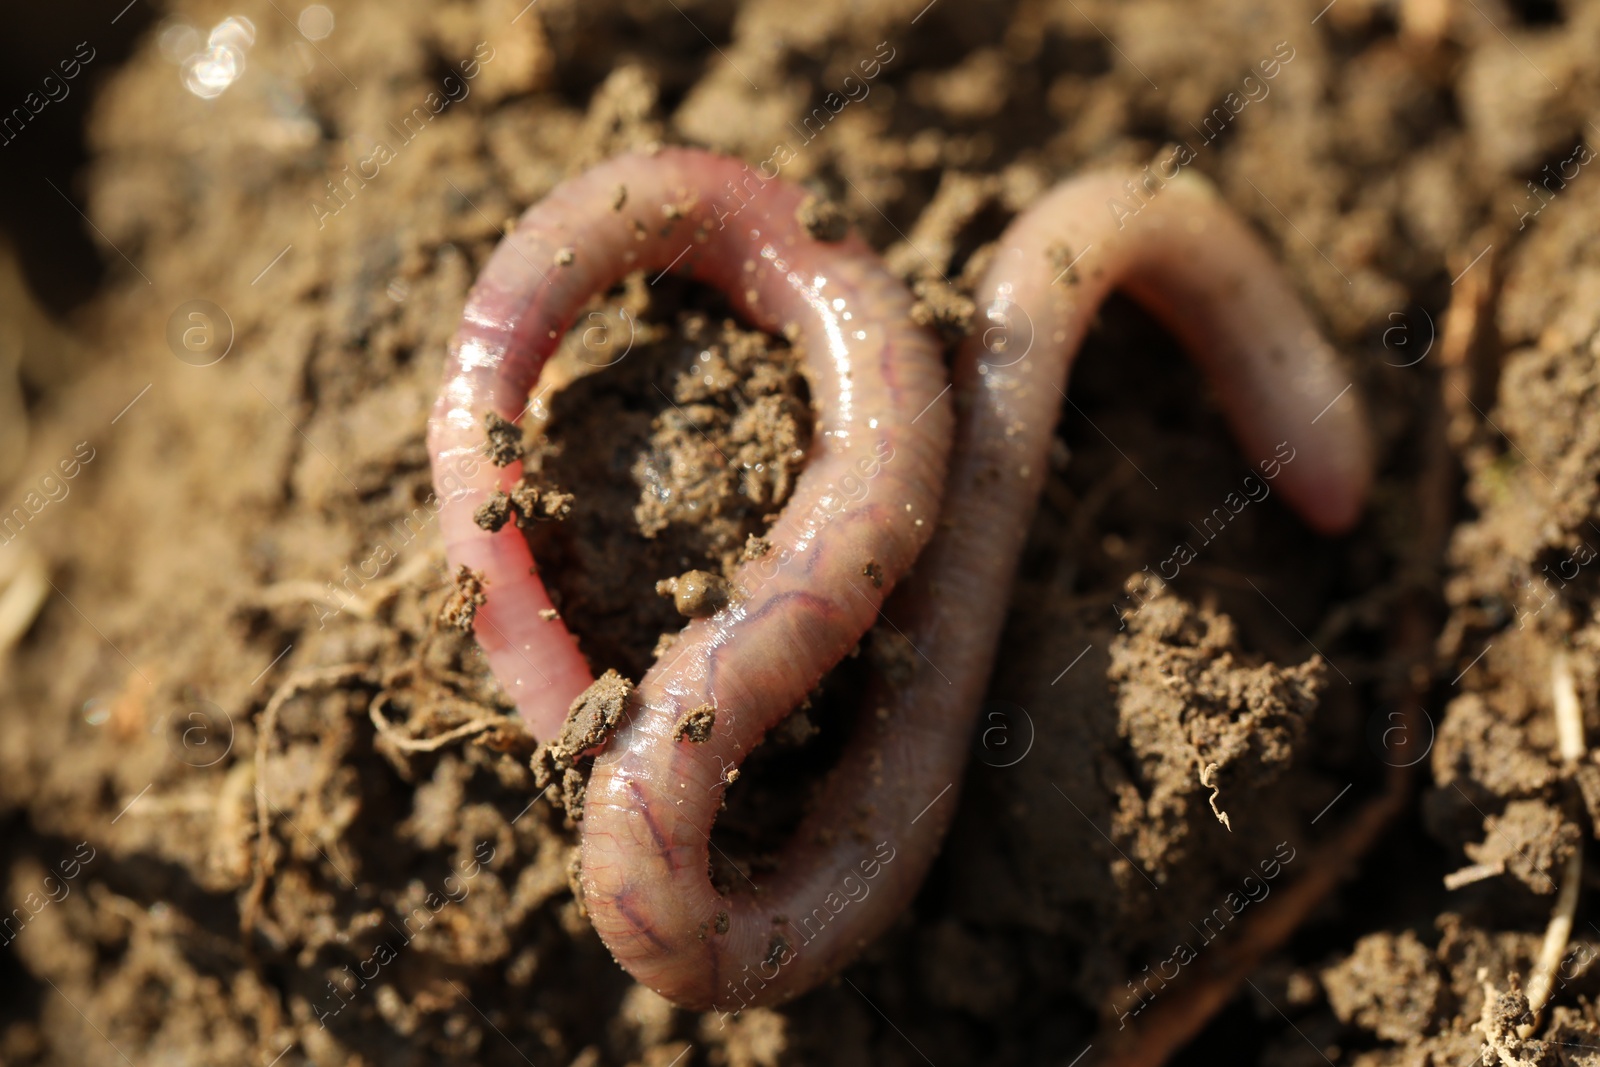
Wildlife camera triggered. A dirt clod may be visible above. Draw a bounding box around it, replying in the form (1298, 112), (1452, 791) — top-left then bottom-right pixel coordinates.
(1321, 931), (1443, 1043)
(1477, 977), (1550, 1067)
(514, 479), (573, 522)
(770, 709), (819, 746)
(674, 704), (716, 743)
(474, 479), (573, 531)
(657, 569), (730, 618)
(439, 564), (488, 632)
(554, 669), (634, 760)
(483, 411), (526, 466)
(532, 670), (635, 821)
(560, 766), (588, 819)
(1109, 585), (1325, 845)
(1463, 800), (1579, 896)
(473, 490), (515, 532)
(909, 276), (976, 339)
(797, 194), (849, 242)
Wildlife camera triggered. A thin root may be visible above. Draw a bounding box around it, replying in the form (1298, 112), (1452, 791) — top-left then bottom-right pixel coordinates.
(243, 663), (374, 937)
(1520, 842), (1583, 1038)
(1199, 762), (1231, 832)
(1516, 651), (1588, 1037)
(1552, 650), (1585, 764)
(0, 543), (48, 658)
(1443, 860), (1505, 890)
(249, 549), (443, 622)
(368, 690), (508, 753)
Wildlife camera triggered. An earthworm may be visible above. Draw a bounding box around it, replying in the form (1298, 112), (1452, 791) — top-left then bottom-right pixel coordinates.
(427, 148), (952, 743)
(579, 167), (1370, 1012)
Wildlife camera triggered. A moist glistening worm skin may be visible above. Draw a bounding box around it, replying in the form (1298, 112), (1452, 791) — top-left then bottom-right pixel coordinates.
(583, 167), (1371, 1012)
(700, 168), (1374, 1010)
(431, 154), (1371, 1012)
(426, 147), (952, 743)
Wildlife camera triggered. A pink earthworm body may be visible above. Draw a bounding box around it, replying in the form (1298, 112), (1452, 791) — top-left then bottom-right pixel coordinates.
(584, 169), (1372, 1011)
(427, 148), (951, 742)
(430, 154), (1373, 1013)
(426, 147), (953, 998)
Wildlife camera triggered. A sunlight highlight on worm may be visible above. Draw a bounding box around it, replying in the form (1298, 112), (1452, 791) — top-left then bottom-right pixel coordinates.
(580, 167), (1371, 1012)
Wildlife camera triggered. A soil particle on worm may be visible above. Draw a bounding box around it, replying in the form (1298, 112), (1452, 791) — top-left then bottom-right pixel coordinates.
(655, 569), (730, 618)
(674, 704), (717, 743)
(439, 564), (489, 632)
(553, 668), (634, 760)
(483, 411), (527, 467)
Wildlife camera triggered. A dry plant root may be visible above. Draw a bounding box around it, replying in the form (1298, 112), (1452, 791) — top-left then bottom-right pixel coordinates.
(1517, 651), (1585, 1038)
(243, 664), (374, 937)
(0, 542), (48, 658)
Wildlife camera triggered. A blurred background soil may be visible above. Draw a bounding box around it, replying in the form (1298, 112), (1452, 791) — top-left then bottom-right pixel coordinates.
(3, 0), (1600, 1064)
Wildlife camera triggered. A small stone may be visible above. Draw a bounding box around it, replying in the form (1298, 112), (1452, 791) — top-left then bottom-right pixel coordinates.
(655, 570), (730, 618)
(554, 246), (576, 266)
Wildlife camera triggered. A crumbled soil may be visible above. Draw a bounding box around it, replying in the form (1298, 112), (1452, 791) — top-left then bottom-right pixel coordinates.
(3, 1), (1600, 1065)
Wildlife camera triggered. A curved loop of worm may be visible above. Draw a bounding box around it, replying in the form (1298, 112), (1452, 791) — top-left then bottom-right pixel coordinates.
(427, 149), (952, 742)
(580, 168), (1371, 1012)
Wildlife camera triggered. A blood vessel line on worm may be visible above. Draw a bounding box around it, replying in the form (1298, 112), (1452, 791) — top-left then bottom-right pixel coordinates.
(581, 167), (1370, 1011)
(697, 168), (1374, 1007)
(426, 147), (952, 742)
(431, 153), (1372, 1013)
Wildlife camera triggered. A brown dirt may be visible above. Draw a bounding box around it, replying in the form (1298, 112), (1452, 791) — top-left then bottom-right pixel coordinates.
(3, 0), (1599, 1065)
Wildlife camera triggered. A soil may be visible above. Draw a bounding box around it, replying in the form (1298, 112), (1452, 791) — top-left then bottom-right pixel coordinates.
(3, 0), (1600, 1065)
